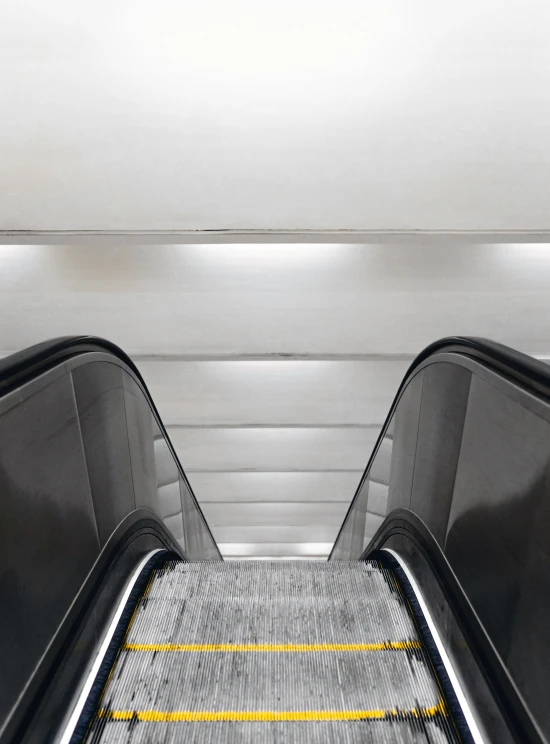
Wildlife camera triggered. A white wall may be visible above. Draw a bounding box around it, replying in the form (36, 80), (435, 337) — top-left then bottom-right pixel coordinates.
(2, 243), (550, 558)
(1, 1), (550, 232)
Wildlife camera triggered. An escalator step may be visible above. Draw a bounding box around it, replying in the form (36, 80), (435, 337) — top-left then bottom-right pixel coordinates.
(79, 561), (464, 744)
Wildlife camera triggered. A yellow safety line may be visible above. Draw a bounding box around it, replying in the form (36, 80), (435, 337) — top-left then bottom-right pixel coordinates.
(98, 701), (447, 722)
(123, 641), (422, 653)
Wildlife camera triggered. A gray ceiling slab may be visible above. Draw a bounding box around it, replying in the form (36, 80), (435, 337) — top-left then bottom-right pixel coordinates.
(186, 472), (363, 503)
(169, 427), (379, 472)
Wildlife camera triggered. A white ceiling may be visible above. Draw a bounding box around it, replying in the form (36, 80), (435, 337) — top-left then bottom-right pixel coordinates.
(1, 0), (550, 232)
(2, 243), (550, 557)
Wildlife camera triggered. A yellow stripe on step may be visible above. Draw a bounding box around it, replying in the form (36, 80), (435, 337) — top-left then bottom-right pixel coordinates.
(98, 701), (447, 722)
(123, 641), (422, 652)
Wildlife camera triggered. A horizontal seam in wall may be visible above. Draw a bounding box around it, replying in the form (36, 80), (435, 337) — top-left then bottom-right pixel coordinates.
(185, 468), (366, 474)
(164, 423), (386, 429)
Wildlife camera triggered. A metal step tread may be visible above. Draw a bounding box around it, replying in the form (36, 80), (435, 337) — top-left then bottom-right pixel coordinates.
(82, 560), (463, 744)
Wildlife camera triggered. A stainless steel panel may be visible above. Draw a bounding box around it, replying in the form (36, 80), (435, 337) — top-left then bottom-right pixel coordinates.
(380, 533), (514, 744)
(367, 481), (389, 516)
(446, 374), (550, 654)
(506, 489), (550, 736)
(163, 512), (185, 542)
(122, 371), (157, 512)
(332, 350), (550, 740)
(72, 361), (136, 544)
(157, 481), (183, 519)
(369, 436), (392, 485)
(409, 362), (471, 546)
(0, 372), (100, 725)
(348, 477), (370, 557)
(179, 475), (219, 561)
(153, 437), (180, 486)
(0, 347), (221, 739)
(386, 371), (424, 513)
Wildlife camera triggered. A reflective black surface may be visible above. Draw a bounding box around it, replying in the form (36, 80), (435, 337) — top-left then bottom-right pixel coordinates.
(331, 339), (550, 742)
(0, 340), (220, 742)
(72, 362), (136, 543)
(0, 372), (100, 723)
(16, 513), (182, 744)
(368, 510), (543, 744)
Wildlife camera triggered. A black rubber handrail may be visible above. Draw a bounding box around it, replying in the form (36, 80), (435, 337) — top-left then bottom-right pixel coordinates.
(0, 336), (222, 560)
(0, 335), (146, 395)
(329, 336), (550, 559)
(367, 509), (546, 744)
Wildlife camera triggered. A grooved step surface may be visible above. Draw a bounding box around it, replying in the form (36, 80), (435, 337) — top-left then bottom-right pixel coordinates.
(84, 561), (461, 743)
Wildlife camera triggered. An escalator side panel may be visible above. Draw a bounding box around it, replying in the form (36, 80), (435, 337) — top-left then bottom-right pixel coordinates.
(0, 351), (219, 743)
(331, 348), (550, 742)
(0, 371), (101, 736)
(72, 361), (137, 544)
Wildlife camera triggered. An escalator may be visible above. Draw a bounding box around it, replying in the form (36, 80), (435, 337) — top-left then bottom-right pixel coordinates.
(71, 559), (470, 744)
(0, 336), (548, 744)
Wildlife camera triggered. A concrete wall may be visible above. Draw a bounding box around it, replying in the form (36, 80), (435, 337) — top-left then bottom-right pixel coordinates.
(2, 243), (550, 557)
(1, 0), (549, 232)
